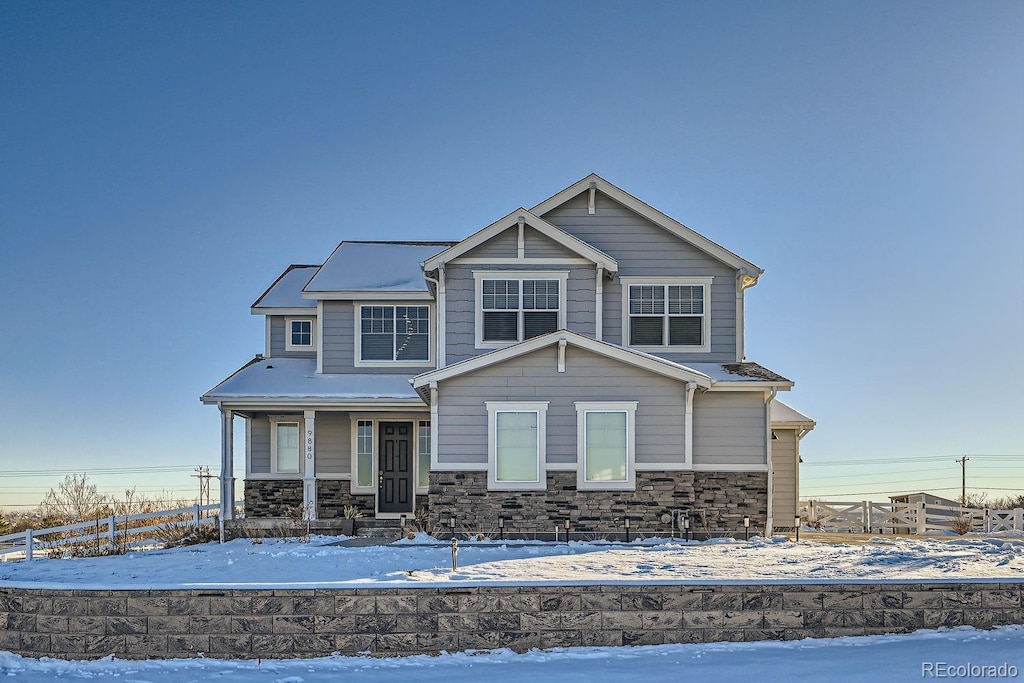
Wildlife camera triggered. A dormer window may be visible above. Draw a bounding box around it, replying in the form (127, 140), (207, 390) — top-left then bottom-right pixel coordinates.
(621, 277), (712, 352)
(474, 271), (569, 348)
(285, 318), (315, 351)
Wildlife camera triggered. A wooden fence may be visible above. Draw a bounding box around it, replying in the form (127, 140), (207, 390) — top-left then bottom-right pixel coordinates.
(802, 500), (1024, 535)
(0, 502), (238, 561)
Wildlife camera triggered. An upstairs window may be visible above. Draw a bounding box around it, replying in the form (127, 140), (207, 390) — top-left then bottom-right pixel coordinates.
(475, 271), (568, 347)
(285, 318), (315, 351)
(623, 278), (712, 352)
(358, 305), (430, 363)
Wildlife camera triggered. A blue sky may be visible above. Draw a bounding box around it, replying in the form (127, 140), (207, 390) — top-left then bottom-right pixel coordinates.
(1, 2), (1022, 510)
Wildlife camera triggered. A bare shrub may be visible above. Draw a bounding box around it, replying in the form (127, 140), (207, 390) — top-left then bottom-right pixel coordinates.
(951, 515), (974, 535)
(40, 474), (109, 523)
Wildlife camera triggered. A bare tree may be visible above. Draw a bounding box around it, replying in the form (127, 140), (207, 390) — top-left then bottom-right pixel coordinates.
(39, 474), (109, 523)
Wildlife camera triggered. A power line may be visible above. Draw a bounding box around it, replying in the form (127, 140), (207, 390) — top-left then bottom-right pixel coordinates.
(803, 454), (1024, 467)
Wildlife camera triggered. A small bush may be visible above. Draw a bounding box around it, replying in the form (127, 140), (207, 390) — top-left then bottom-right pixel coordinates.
(951, 514), (973, 535)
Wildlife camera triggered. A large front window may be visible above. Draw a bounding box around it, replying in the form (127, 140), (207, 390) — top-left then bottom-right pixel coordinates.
(475, 271), (568, 347)
(576, 402), (637, 490)
(623, 278), (712, 351)
(272, 420), (301, 474)
(486, 402), (548, 490)
(359, 305), (429, 362)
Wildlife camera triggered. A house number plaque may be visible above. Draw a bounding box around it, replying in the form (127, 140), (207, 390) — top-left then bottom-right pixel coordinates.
(306, 428), (314, 460)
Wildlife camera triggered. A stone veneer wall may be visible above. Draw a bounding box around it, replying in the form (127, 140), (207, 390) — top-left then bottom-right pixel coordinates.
(2, 583), (1022, 659)
(428, 471), (767, 536)
(243, 481), (303, 518)
(315, 481), (374, 520)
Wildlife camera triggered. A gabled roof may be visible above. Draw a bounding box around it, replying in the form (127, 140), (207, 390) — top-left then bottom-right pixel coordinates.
(420, 208), (618, 272)
(251, 265), (320, 313)
(411, 329), (713, 395)
(303, 241), (456, 299)
(530, 174), (762, 281)
(201, 357), (423, 406)
(770, 399), (815, 429)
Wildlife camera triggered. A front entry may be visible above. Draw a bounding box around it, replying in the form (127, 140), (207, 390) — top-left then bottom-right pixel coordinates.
(378, 422), (414, 514)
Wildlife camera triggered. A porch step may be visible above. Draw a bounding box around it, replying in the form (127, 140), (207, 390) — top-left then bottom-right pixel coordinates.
(355, 520), (405, 542)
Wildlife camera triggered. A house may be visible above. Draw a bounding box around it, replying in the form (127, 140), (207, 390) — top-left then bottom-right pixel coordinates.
(201, 174), (814, 536)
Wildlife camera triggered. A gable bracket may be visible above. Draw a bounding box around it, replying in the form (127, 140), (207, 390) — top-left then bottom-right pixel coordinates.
(588, 181), (596, 215)
(557, 338), (567, 373)
(517, 215), (525, 259)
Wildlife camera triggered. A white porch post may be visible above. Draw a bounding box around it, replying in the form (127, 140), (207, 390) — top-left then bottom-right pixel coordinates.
(303, 410), (317, 520)
(219, 408), (235, 522)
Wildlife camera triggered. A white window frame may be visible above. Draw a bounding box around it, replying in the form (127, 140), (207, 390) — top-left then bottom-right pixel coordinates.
(620, 276), (713, 353)
(486, 401), (548, 491)
(417, 420), (431, 492)
(575, 401), (637, 491)
(473, 271), (569, 349)
(354, 303), (433, 367)
(284, 317), (316, 352)
(270, 416), (304, 476)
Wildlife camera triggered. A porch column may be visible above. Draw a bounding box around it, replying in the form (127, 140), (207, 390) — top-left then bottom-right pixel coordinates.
(219, 408), (235, 521)
(303, 410), (317, 520)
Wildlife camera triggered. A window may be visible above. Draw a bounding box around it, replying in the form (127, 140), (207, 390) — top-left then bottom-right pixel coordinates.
(417, 421), (431, 489)
(358, 305), (430, 363)
(474, 271), (568, 347)
(285, 318), (315, 351)
(356, 420), (373, 488)
(622, 277), (712, 351)
(486, 401), (548, 490)
(271, 420), (301, 474)
(575, 402), (637, 490)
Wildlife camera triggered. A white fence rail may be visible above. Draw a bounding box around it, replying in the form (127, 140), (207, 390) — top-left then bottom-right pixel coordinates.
(0, 503), (233, 561)
(802, 500), (1024, 535)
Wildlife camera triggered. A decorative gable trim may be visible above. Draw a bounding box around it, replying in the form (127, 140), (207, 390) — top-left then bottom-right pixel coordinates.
(530, 174), (763, 281)
(421, 209), (618, 273)
(411, 329), (712, 391)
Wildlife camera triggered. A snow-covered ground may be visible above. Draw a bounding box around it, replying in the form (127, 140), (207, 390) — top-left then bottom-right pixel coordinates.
(2, 627), (1023, 682)
(2, 535), (1023, 589)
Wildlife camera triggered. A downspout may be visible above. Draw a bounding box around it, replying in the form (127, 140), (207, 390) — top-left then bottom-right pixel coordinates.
(684, 382), (696, 467)
(424, 265), (446, 368)
(429, 382), (439, 470)
(764, 387), (778, 535)
(595, 265), (604, 341)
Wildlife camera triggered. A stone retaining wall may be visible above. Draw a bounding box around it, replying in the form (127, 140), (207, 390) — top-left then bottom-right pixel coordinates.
(429, 471), (768, 535)
(2, 582), (1021, 660)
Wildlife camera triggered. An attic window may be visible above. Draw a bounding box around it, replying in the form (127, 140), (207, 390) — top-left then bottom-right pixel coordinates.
(285, 318), (315, 351)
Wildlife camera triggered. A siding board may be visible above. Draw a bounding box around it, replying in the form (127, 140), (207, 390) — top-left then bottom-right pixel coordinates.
(692, 392), (767, 465)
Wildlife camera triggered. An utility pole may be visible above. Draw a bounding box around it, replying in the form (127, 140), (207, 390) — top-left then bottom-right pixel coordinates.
(192, 466), (212, 510)
(956, 456), (970, 506)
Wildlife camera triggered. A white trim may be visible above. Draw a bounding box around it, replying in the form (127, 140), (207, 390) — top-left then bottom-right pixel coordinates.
(529, 174), (761, 278)
(595, 266), (604, 341)
(349, 416), (376, 494)
(284, 317), (316, 352)
(691, 463), (769, 472)
(208, 399), (426, 409)
(431, 462), (487, 472)
(422, 208), (618, 272)
(575, 401), (637, 491)
(684, 382), (696, 468)
(473, 271), (569, 350)
(486, 401), (548, 491)
(413, 329), (713, 389)
(302, 410), (316, 520)
(437, 266), (446, 368)
(270, 416), (304, 475)
(252, 307), (316, 316)
(708, 383), (793, 391)
(304, 290), (434, 301)
(634, 462), (692, 471)
(219, 408), (235, 522)
(353, 303), (434, 367)
(415, 418), (431, 494)
(316, 301), (324, 374)
(620, 277), (713, 354)
(265, 317), (272, 357)
(450, 257), (593, 266)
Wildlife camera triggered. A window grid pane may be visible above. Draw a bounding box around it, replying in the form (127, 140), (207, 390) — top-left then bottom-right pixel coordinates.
(357, 421), (373, 487)
(628, 284), (705, 346)
(522, 280), (559, 310)
(290, 320), (312, 346)
(629, 285), (665, 315)
(482, 280), (519, 310)
(417, 421), (431, 488)
(668, 285), (703, 315)
(362, 306), (429, 361)
(495, 411), (539, 482)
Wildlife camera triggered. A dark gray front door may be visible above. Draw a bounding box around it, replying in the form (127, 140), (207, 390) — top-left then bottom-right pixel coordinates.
(378, 422), (413, 513)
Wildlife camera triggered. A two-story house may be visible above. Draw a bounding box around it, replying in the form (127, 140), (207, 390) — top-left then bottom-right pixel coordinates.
(201, 175), (814, 536)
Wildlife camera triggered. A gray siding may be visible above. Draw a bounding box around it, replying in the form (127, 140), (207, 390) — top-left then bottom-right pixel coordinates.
(692, 392), (766, 465)
(321, 301), (434, 374)
(462, 227), (517, 258)
(523, 227), (580, 259)
(315, 411), (351, 475)
(445, 264), (597, 364)
(248, 415), (271, 474)
(437, 345), (686, 467)
(541, 191), (739, 362)
(269, 316), (317, 359)
(771, 428), (798, 521)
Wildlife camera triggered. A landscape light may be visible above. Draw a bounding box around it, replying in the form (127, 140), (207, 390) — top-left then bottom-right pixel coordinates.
(743, 515), (750, 541)
(624, 517), (631, 543)
(498, 516), (504, 540)
(795, 515), (802, 542)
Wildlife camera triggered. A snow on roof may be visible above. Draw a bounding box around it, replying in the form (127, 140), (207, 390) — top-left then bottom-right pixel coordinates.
(303, 242), (456, 293)
(202, 358), (422, 402)
(251, 265), (320, 309)
(770, 399), (815, 426)
(684, 362), (792, 384)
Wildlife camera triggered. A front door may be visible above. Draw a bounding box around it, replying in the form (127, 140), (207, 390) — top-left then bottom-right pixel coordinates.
(378, 422), (414, 514)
